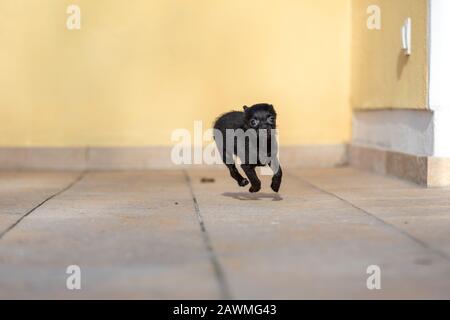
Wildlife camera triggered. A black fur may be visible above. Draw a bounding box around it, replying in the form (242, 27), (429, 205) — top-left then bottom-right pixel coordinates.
(213, 103), (282, 193)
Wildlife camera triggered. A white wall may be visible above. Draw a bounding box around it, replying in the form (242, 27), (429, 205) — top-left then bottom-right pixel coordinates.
(429, 0), (450, 157)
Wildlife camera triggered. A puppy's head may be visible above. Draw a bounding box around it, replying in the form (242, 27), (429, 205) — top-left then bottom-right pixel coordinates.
(243, 103), (277, 131)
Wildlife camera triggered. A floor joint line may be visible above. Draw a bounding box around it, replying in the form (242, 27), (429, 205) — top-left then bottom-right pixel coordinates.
(183, 169), (232, 300)
(290, 172), (450, 263)
(0, 170), (88, 240)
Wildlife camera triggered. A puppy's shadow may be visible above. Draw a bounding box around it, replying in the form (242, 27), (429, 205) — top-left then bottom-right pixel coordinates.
(222, 192), (283, 201)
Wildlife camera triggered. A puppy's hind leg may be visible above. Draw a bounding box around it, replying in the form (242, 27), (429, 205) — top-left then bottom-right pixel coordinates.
(220, 149), (249, 187)
(241, 164), (261, 193)
(226, 164), (249, 187)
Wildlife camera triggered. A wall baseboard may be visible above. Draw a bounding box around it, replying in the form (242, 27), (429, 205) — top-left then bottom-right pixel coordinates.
(0, 144), (348, 170)
(3, 145), (450, 187)
(350, 145), (450, 187)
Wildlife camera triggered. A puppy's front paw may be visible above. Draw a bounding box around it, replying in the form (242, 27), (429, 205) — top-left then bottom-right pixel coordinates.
(271, 178), (281, 193)
(249, 184), (261, 193)
(238, 178), (249, 187)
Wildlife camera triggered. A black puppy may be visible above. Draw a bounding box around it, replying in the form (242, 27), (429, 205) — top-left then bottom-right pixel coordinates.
(213, 103), (282, 193)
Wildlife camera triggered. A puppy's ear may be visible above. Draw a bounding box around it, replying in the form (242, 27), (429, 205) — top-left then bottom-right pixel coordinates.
(269, 104), (276, 115)
(243, 105), (249, 111)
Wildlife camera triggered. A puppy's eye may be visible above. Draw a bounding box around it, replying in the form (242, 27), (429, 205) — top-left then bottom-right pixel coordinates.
(250, 119), (259, 127)
(267, 116), (275, 124)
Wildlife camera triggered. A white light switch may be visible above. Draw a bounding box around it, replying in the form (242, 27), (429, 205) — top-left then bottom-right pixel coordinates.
(401, 18), (412, 56)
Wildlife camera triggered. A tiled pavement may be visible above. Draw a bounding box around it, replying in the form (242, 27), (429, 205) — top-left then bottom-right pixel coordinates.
(1, 168), (450, 299)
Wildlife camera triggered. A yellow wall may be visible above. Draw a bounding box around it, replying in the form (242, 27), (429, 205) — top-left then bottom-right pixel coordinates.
(0, 0), (351, 147)
(352, 0), (429, 110)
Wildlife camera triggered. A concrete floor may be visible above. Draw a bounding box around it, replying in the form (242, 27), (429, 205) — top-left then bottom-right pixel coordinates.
(1, 167), (450, 299)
